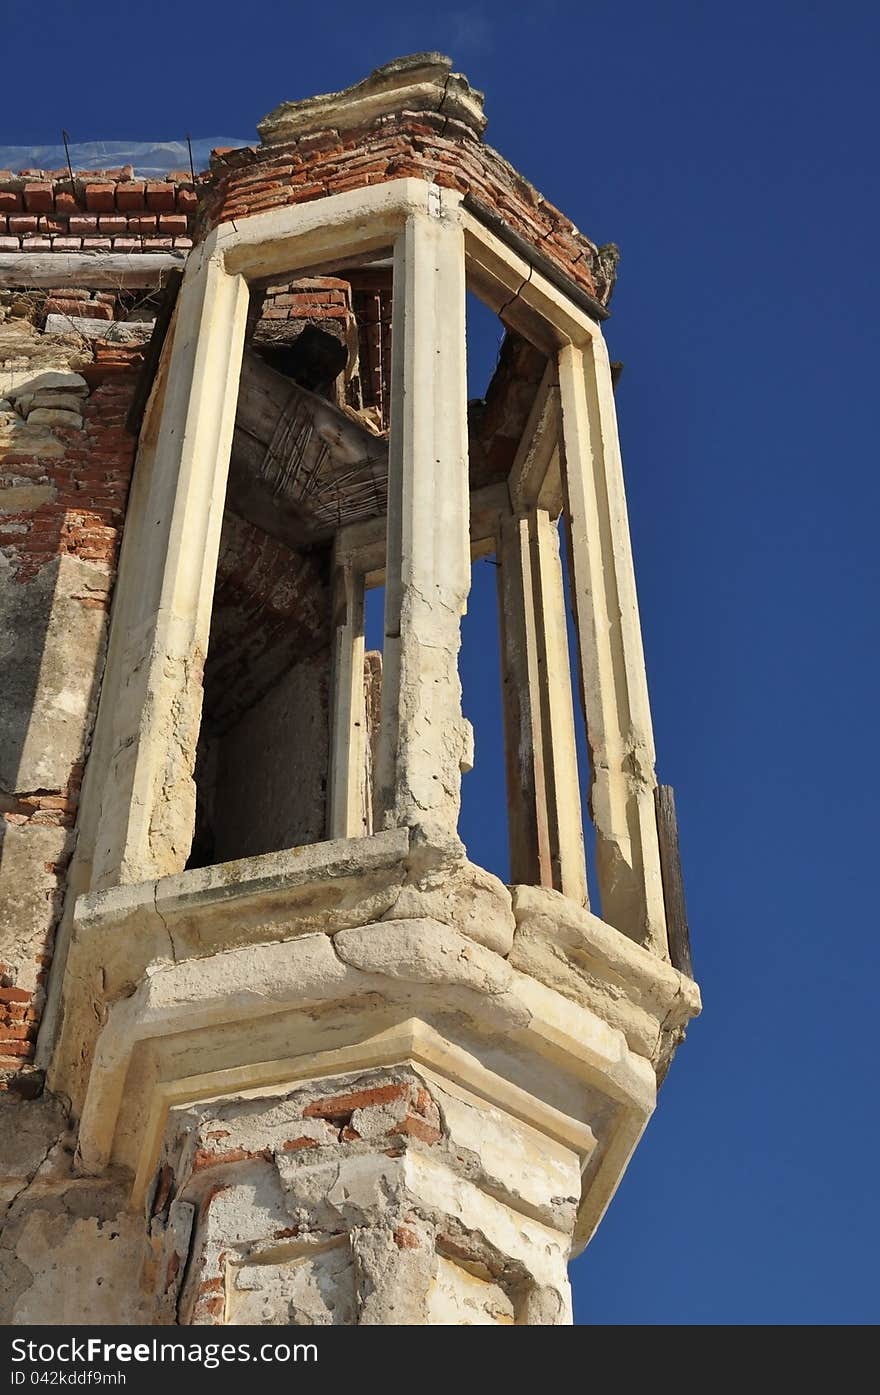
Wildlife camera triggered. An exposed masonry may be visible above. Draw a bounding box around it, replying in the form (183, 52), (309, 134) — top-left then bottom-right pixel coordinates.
(0, 262), (385, 1077)
(0, 171), (195, 253)
(0, 53), (699, 1325)
(200, 112), (618, 308)
(140, 1065), (575, 1326)
(0, 297), (141, 1079)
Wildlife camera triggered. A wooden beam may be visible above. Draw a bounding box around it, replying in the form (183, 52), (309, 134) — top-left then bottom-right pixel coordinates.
(498, 509), (588, 903)
(654, 785), (694, 978)
(0, 252), (187, 289)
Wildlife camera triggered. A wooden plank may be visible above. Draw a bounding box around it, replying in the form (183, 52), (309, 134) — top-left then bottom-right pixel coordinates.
(0, 252), (186, 289)
(654, 785), (694, 977)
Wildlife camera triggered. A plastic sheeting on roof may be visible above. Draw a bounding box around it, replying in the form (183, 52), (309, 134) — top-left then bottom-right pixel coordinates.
(0, 138), (251, 178)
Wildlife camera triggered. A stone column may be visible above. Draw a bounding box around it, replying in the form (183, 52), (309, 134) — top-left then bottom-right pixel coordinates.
(374, 195), (472, 845)
(498, 509), (588, 904)
(558, 339), (667, 953)
(90, 242), (250, 890)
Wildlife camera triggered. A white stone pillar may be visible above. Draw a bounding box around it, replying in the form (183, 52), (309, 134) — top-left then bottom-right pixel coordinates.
(91, 242), (250, 889)
(498, 509), (588, 904)
(558, 339), (668, 953)
(375, 195), (471, 842)
(327, 554), (368, 839)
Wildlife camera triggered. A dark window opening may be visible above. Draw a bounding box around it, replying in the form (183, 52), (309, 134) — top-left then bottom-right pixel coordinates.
(188, 262), (392, 868)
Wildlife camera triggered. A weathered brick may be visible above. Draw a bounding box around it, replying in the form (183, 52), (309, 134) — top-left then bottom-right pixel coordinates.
(84, 182), (116, 212)
(115, 181), (146, 211)
(23, 182), (54, 213)
(303, 1082), (408, 1119)
(393, 1227), (421, 1249)
(392, 1114), (442, 1145)
(191, 1145), (269, 1173)
(145, 182), (176, 212)
(0, 1023), (36, 1041)
(158, 214), (188, 235)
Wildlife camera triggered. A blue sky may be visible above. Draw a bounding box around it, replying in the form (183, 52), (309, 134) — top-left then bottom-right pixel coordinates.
(4, 1), (878, 1324)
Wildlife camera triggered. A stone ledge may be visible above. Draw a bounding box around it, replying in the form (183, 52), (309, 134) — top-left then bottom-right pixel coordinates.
(69, 917), (652, 1256)
(509, 883), (701, 1071)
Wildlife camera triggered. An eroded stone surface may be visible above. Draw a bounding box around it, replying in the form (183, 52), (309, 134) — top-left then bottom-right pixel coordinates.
(0, 1096), (150, 1325)
(147, 1067), (574, 1325)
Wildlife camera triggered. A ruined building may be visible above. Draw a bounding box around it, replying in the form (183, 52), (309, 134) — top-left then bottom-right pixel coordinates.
(0, 56), (700, 1325)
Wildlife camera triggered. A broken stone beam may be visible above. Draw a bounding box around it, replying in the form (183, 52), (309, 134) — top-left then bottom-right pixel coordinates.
(0, 252), (186, 290)
(375, 197), (471, 841)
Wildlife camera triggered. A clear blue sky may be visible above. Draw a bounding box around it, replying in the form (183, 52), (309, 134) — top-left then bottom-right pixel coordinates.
(4, 1), (878, 1325)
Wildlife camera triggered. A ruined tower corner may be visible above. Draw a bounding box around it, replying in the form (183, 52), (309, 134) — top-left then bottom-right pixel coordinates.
(0, 53), (700, 1326)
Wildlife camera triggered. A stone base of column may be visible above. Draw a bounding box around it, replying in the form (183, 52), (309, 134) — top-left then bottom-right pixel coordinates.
(146, 1065), (574, 1326)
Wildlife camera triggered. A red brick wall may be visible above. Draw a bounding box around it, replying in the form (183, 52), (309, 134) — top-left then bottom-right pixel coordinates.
(0, 344), (141, 1081)
(259, 275), (352, 328)
(200, 111), (616, 306)
(0, 170), (196, 253)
